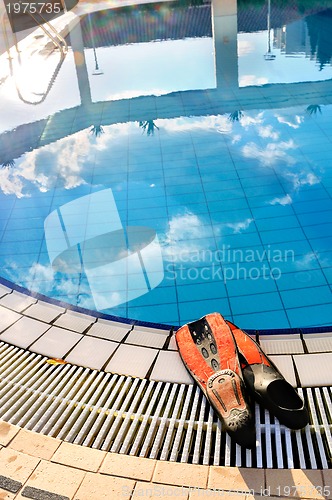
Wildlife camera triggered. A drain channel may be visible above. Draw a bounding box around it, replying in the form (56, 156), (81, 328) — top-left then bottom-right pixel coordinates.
(0, 342), (331, 468)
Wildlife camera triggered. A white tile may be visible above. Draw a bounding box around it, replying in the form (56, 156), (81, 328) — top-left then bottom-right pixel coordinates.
(0, 316), (50, 348)
(0, 283), (12, 297)
(0, 305), (22, 332)
(53, 310), (96, 333)
(259, 334), (302, 341)
(88, 319), (131, 342)
(125, 328), (168, 349)
(133, 325), (171, 335)
(303, 333), (332, 353)
(25, 301), (65, 323)
(269, 355), (297, 388)
(293, 353), (332, 387)
(150, 351), (193, 384)
(167, 334), (178, 351)
(65, 336), (118, 370)
(29, 326), (83, 359)
(259, 334), (304, 355)
(105, 344), (157, 378)
(0, 291), (37, 312)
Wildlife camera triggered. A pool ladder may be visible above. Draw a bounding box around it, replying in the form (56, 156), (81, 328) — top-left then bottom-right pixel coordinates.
(2, 7), (68, 104)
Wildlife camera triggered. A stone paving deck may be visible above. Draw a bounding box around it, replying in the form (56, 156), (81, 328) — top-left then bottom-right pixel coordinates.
(1, 421), (331, 499)
(1, 0), (332, 497)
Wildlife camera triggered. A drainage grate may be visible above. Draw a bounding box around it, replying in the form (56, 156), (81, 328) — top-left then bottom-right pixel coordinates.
(0, 342), (331, 469)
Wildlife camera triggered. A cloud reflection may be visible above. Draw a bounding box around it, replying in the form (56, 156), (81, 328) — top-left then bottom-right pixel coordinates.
(242, 140), (296, 167)
(276, 114), (303, 129)
(270, 194), (293, 206)
(225, 218), (254, 234)
(161, 211), (213, 262)
(286, 171), (320, 189)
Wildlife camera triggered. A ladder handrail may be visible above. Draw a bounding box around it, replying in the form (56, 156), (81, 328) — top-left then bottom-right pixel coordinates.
(2, 8), (68, 105)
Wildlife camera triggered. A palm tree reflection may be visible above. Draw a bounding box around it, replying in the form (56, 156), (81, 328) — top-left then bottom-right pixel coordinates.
(90, 125), (104, 137)
(2, 160), (15, 168)
(139, 120), (159, 136)
(228, 110), (244, 122)
(306, 104), (322, 115)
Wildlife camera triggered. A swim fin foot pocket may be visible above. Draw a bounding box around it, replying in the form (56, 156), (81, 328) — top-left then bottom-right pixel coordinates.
(227, 320), (309, 430)
(242, 363), (309, 430)
(206, 369), (256, 448)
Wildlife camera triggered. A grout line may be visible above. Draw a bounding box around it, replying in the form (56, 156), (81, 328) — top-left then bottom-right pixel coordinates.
(69, 469), (87, 500)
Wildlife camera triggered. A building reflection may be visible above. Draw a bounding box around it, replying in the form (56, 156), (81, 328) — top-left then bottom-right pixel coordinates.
(1, 0), (332, 161)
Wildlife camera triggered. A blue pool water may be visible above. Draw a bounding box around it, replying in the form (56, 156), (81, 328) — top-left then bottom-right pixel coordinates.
(1, 0), (332, 329)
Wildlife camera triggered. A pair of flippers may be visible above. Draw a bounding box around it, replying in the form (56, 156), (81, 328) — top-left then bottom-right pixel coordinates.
(176, 312), (309, 449)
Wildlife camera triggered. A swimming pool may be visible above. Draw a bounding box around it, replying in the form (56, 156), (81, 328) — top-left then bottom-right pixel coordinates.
(1, 0), (332, 329)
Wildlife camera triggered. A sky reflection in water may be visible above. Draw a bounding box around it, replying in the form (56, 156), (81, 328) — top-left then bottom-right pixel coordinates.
(0, 1), (332, 328)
